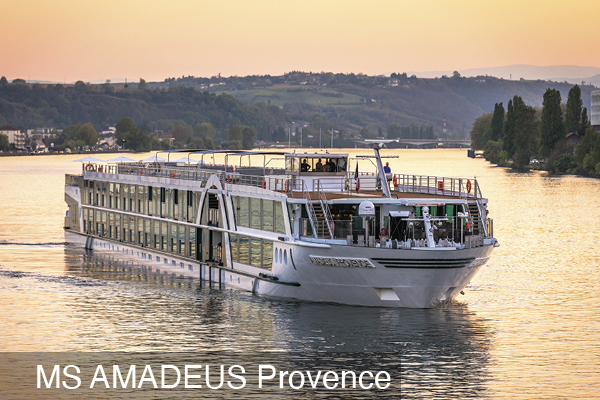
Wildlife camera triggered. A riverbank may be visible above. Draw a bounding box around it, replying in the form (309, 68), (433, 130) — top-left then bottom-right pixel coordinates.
(0, 149), (132, 157)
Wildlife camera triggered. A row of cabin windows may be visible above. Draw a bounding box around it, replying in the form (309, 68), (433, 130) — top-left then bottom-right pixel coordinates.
(231, 196), (286, 234)
(229, 234), (273, 270)
(82, 208), (197, 259)
(83, 181), (197, 223)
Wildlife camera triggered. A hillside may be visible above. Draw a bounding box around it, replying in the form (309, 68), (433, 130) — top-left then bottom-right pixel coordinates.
(0, 73), (596, 143)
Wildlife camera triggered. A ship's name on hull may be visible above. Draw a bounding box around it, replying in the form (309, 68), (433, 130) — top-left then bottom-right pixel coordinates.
(309, 256), (375, 269)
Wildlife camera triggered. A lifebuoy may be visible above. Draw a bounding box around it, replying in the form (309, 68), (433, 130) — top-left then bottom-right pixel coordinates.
(85, 163), (94, 171)
(171, 170), (175, 179)
(227, 175), (232, 184)
(393, 175), (398, 187)
(285, 179), (289, 193)
(466, 180), (472, 193)
(97, 165), (103, 173)
(262, 181), (266, 189)
(356, 178), (360, 193)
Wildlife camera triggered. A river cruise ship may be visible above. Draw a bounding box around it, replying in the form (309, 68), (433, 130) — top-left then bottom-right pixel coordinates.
(64, 145), (497, 308)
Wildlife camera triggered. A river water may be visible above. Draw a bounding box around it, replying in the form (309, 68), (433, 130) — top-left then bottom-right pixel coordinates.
(0, 149), (599, 398)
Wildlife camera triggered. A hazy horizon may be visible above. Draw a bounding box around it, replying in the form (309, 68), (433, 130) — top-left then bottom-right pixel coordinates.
(2, 1), (599, 83)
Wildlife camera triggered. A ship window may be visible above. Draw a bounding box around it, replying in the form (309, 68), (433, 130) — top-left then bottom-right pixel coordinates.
(170, 223), (177, 248)
(138, 218), (143, 244)
(263, 200), (274, 232)
(160, 187), (166, 203)
(189, 228), (196, 259)
(115, 214), (120, 240)
(161, 222), (167, 251)
(262, 241), (273, 270)
(251, 239), (261, 267)
(238, 236), (249, 265)
(251, 198), (261, 230)
(145, 219), (151, 246)
(230, 234), (238, 262)
(179, 225), (185, 255)
(174, 189), (178, 205)
(275, 202), (286, 234)
(237, 197), (249, 228)
(148, 186), (153, 201)
(283, 249), (287, 265)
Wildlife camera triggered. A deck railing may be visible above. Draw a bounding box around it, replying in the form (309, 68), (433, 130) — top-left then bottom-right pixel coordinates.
(82, 163), (481, 199)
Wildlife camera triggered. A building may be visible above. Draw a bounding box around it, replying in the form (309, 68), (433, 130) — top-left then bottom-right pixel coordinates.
(592, 90), (600, 132)
(0, 125), (26, 149)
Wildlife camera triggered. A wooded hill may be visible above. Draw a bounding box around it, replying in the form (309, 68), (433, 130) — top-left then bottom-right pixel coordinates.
(0, 73), (596, 143)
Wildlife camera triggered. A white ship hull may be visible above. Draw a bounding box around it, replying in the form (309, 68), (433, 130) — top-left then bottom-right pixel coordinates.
(65, 230), (492, 308)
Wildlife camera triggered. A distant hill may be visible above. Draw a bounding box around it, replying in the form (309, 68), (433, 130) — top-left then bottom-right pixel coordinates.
(204, 72), (596, 138)
(0, 72), (596, 143)
(410, 64), (600, 82)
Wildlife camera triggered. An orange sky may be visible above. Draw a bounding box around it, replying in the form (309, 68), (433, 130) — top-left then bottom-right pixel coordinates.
(1, 0), (599, 83)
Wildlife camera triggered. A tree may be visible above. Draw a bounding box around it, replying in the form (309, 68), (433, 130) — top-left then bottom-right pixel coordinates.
(470, 113), (493, 150)
(0, 76), (7, 85)
(115, 117), (138, 137)
(74, 122), (98, 146)
(188, 137), (204, 149)
(576, 127), (599, 164)
(503, 99), (516, 158)
(203, 137), (215, 150)
(0, 133), (9, 151)
(193, 122), (216, 139)
(539, 88), (565, 157)
(171, 125), (191, 143)
(115, 117), (139, 150)
(242, 127), (256, 149)
(512, 96), (538, 168)
(12, 78), (26, 84)
(229, 125), (244, 142)
(490, 102), (504, 141)
(565, 84), (583, 134)
(579, 107), (589, 136)
(138, 78), (146, 90)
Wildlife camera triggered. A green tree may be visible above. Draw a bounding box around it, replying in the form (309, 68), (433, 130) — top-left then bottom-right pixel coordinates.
(0, 133), (9, 151)
(203, 137), (215, 150)
(229, 125), (244, 142)
(470, 113), (493, 150)
(74, 122), (98, 146)
(171, 125), (191, 143)
(115, 117), (138, 137)
(579, 107), (589, 136)
(565, 84), (583, 134)
(539, 88), (565, 157)
(512, 96), (538, 168)
(503, 99), (516, 158)
(188, 137), (205, 149)
(193, 122), (216, 139)
(490, 102), (504, 141)
(138, 78), (146, 90)
(12, 78), (26, 84)
(0, 76), (7, 85)
(115, 117), (139, 150)
(576, 127), (600, 165)
(242, 127), (256, 149)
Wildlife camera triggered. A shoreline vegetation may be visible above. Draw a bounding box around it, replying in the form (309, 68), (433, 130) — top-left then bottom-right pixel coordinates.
(470, 84), (600, 178)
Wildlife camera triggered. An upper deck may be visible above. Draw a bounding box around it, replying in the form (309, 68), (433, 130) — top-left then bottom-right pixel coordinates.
(78, 149), (484, 202)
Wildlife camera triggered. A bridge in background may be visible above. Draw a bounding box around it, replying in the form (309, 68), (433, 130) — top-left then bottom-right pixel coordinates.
(350, 138), (472, 148)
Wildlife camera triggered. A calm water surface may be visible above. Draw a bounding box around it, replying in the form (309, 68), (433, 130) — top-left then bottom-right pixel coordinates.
(0, 150), (599, 398)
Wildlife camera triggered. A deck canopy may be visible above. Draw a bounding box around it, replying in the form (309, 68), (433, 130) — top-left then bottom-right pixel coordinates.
(285, 152), (349, 175)
(225, 151), (287, 169)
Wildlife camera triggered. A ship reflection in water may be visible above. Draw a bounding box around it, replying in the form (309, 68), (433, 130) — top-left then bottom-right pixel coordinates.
(61, 245), (492, 398)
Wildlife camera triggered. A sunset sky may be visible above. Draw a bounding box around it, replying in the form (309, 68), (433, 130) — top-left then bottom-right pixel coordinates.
(2, 0), (599, 83)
